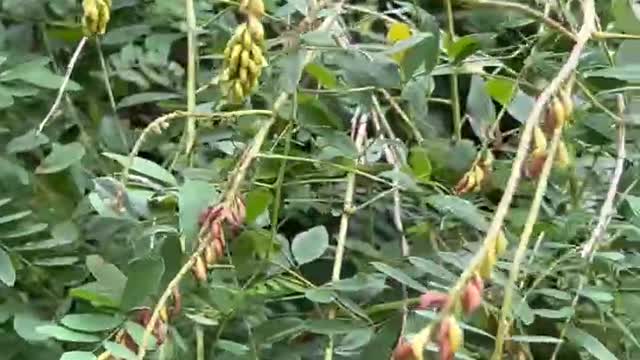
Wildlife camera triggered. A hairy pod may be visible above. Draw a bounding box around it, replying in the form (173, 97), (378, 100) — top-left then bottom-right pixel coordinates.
(495, 231), (508, 256)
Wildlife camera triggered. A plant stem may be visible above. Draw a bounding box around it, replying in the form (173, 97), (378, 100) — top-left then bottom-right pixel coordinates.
(491, 127), (563, 360)
(407, 0), (596, 353)
(184, 0), (197, 155)
(37, 36), (88, 133)
(95, 37), (128, 149)
(324, 110), (368, 360)
(444, 0), (462, 141)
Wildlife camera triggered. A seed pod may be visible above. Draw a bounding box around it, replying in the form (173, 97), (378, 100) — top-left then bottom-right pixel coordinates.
(418, 291), (449, 310)
(478, 244), (496, 279)
(560, 88), (573, 123)
(159, 306), (169, 322)
(233, 80), (245, 102)
(243, 29), (253, 49)
(533, 125), (547, 152)
(393, 339), (418, 360)
(204, 241), (216, 264)
(544, 97), (565, 135)
(170, 287), (182, 318)
(462, 279), (482, 315)
(447, 317), (463, 352)
(555, 141), (570, 169)
(238, 67), (248, 84)
(247, 59), (260, 77)
(192, 255), (207, 282)
(240, 50), (250, 69)
(454, 171), (475, 195)
(526, 149), (547, 179)
(471, 165), (484, 191)
(229, 44), (243, 72)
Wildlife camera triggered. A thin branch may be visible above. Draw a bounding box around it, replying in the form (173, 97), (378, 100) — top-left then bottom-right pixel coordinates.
(410, 0), (596, 354)
(184, 0), (198, 155)
(580, 95), (626, 260)
(95, 37), (127, 149)
(463, 0), (576, 41)
(371, 101), (410, 339)
(120, 109), (272, 188)
(491, 127), (563, 360)
(37, 36), (88, 133)
(444, 0), (462, 141)
(378, 89), (424, 143)
(325, 110), (367, 360)
(135, 4), (345, 357)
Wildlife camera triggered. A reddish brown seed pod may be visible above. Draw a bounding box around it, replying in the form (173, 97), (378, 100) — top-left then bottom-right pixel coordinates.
(192, 255), (208, 282)
(461, 280), (482, 315)
(170, 287), (182, 318)
(418, 291), (449, 311)
(392, 339), (417, 360)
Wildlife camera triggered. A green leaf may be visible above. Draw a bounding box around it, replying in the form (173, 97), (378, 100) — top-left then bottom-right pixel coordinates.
(305, 62), (337, 89)
(36, 325), (101, 343)
(426, 195), (489, 231)
(33, 256), (79, 266)
(408, 146), (432, 183)
(60, 351), (97, 360)
(36, 142), (85, 174)
(1, 223), (48, 239)
(102, 24), (151, 45)
(216, 339), (250, 355)
(448, 33), (495, 63)
(103, 152), (176, 185)
(304, 319), (365, 335)
(179, 178), (217, 251)
(6, 130), (49, 153)
(103, 341), (137, 360)
(370, 262), (428, 292)
(335, 52), (401, 89)
(2, 60), (81, 90)
(125, 321), (158, 350)
(585, 65), (640, 82)
(612, 0), (640, 34)
(85, 255), (127, 304)
(408, 257), (456, 282)
(116, 92), (181, 108)
(14, 311), (50, 341)
(291, 225), (329, 265)
(278, 49), (307, 93)
(120, 255), (164, 310)
(566, 326), (618, 360)
(0, 87), (13, 109)
(532, 306), (574, 319)
(60, 314), (122, 332)
(245, 188), (273, 224)
(0, 210), (31, 225)
(466, 75), (496, 140)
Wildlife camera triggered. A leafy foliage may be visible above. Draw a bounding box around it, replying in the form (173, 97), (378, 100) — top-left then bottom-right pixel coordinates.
(1, 0), (640, 359)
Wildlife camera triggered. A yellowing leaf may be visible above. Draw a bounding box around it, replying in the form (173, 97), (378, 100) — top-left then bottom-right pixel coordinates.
(386, 22), (412, 62)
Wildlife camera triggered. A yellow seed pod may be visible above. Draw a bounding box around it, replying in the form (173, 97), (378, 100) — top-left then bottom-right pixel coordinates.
(228, 44), (243, 72)
(471, 165), (484, 191)
(559, 88), (573, 123)
(533, 125), (547, 152)
(238, 67), (248, 84)
(555, 141), (571, 169)
(242, 29), (253, 49)
(240, 50), (250, 69)
(447, 317), (464, 352)
(233, 81), (245, 101)
(82, 0), (111, 36)
(478, 243), (496, 279)
(551, 96), (566, 130)
(159, 306), (169, 322)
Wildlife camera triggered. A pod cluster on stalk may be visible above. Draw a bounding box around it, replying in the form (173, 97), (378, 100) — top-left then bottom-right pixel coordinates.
(220, 0), (268, 103)
(454, 149), (494, 195)
(191, 196), (246, 282)
(526, 87), (575, 178)
(105, 288), (181, 358)
(393, 230), (509, 360)
(82, 0), (111, 36)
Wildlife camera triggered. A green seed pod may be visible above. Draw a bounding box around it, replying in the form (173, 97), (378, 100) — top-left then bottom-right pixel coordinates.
(229, 44), (243, 72)
(242, 29), (253, 49)
(240, 50), (250, 69)
(238, 67), (248, 84)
